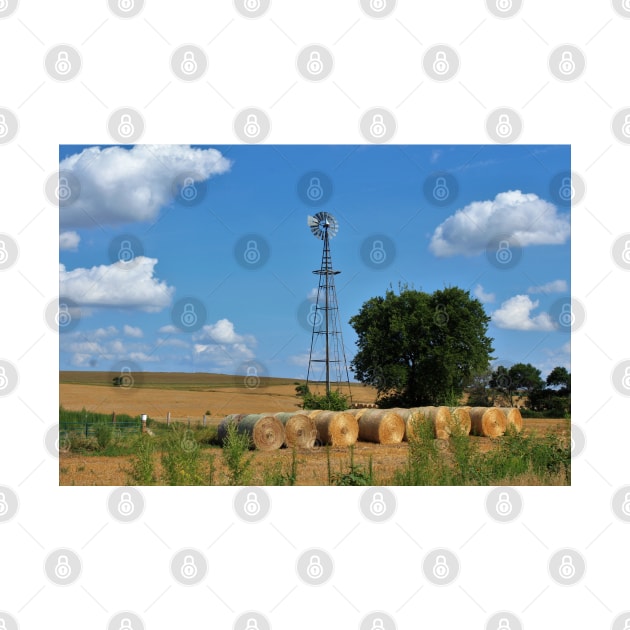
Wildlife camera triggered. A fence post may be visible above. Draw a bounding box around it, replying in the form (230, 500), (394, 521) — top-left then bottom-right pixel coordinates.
(167, 411), (171, 426)
(85, 421), (89, 438)
(112, 411), (116, 427)
(141, 414), (147, 434)
(203, 414), (206, 427)
(187, 417), (190, 429)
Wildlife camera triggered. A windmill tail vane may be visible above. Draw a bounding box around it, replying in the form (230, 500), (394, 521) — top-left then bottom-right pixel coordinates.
(305, 212), (352, 401)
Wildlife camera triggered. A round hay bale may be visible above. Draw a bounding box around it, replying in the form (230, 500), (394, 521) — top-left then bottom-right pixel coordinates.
(274, 412), (317, 448)
(221, 413), (285, 450)
(498, 407), (523, 433)
(449, 407), (472, 436)
(217, 413), (246, 444)
(468, 407), (507, 437)
(345, 408), (369, 421)
(307, 409), (324, 419)
(412, 406), (454, 439)
(357, 409), (405, 444)
(313, 411), (358, 447)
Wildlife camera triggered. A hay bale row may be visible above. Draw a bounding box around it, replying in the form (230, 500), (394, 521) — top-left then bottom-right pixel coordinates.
(356, 409), (405, 444)
(466, 407), (507, 437)
(308, 410), (359, 447)
(274, 412), (317, 448)
(218, 413), (285, 451)
(498, 407), (523, 433)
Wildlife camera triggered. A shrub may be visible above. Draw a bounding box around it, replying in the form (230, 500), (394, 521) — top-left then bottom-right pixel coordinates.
(222, 421), (254, 485)
(128, 435), (157, 485)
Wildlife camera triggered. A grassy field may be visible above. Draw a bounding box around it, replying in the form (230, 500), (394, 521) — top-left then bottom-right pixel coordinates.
(59, 371), (570, 486)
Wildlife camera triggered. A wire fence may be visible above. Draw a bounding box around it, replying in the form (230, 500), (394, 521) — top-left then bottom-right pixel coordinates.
(59, 418), (141, 438)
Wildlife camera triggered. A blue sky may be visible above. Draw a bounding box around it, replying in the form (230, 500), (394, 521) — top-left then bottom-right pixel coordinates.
(59, 144), (571, 381)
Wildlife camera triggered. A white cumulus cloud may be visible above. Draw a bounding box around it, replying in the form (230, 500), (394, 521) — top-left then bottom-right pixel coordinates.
(59, 145), (231, 229)
(473, 284), (495, 304)
(60, 256), (174, 312)
(492, 295), (555, 331)
(123, 325), (143, 338)
(192, 319), (257, 367)
(527, 279), (568, 294)
(429, 190), (570, 257)
(59, 231), (80, 251)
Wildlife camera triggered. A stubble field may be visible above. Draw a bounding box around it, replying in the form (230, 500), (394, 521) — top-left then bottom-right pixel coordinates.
(59, 372), (569, 486)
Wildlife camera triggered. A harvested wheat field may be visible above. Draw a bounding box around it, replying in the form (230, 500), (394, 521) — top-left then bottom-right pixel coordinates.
(59, 415), (570, 486)
(60, 373), (570, 486)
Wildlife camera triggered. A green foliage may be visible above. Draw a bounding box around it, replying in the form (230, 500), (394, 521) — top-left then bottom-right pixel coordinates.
(490, 362), (544, 406)
(350, 285), (494, 406)
(329, 446), (374, 486)
(94, 421), (113, 450)
(128, 434), (157, 485)
(390, 413), (570, 486)
(261, 449), (299, 486)
(161, 425), (205, 485)
(546, 366), (571, 392)
(296, 384), (349, 410)
(221, 421), (254, 485)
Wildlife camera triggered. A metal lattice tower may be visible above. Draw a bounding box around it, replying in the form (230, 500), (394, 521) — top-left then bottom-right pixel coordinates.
(305, 212), (352, 401)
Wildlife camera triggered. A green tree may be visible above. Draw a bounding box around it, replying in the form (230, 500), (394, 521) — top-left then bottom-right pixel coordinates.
(349, 285), (494, 406)
(490, 362), (544, 406)
(546, 366), (570, 393)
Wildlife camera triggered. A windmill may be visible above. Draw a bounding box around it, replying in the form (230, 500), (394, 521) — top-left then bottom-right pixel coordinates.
(305, 212), (352, 401)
